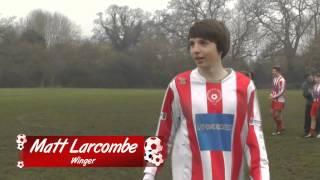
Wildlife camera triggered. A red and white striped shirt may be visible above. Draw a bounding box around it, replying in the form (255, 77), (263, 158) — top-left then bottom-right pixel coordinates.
(144, 68), (269, 180)
(272, 75), (286, 102)
(313, 83), (320, 102)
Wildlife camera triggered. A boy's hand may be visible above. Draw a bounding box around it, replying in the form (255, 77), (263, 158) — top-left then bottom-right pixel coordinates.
(142, 173), (155, 180)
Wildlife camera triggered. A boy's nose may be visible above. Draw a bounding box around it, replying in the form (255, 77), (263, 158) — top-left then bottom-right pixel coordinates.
(191, 43), (200, 53)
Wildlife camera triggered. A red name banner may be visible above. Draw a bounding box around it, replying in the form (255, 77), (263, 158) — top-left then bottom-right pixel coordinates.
(16, 135), (146, 168)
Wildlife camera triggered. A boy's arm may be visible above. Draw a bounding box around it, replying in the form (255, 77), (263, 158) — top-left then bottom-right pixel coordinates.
(143, 80), (181, 177)
(245, 83), (270, 180)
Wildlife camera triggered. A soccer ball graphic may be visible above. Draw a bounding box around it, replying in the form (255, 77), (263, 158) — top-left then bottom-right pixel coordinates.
(144, 150), (154, 162)
(17, 144), (24, 151)
(144, 150), (164, 166)
(17, 161), (24, 168)
(150, 153), (164, 167)
(16, 134), (27, 144)
(144, 137), (163, 153)
(144, 136), (164, 166)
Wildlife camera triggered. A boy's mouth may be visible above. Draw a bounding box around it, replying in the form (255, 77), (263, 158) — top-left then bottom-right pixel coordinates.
(195, 57), (205, 63)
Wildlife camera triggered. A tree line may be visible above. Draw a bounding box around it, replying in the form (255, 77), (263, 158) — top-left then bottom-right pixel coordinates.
(0, 0), (319, 88)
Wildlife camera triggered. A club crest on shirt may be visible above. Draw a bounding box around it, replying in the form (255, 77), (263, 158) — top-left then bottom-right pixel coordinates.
(160, 112), (167, 120)
(179, 77), (187, 85)
(207, 88), (222, 104)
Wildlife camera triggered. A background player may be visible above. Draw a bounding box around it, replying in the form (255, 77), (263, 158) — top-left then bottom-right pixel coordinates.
(305, 73), (320, 138)
(270, 66), (286, 135)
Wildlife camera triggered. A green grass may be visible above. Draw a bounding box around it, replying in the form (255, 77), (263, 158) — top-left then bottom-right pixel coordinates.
(0, 88), (319, 180)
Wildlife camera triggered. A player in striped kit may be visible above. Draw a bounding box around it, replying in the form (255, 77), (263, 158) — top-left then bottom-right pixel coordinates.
(270, 66), (286, 135)
(305, 73), (320, 138)
(143, 19), (269, 180)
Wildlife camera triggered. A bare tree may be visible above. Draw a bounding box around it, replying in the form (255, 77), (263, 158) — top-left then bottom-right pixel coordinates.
(309, 0), (320, 40)
(250, 0), (317, 73)
(229, 0), (261, 63)
(25, 9), (81, 47)
(0, 15), (16, 43)
(157, 0), (231, 47)
(45, 12), (81, 47)
(94, 5), (146, 51)
(169, 0), (230, 19)
(304, 38), (320, 72)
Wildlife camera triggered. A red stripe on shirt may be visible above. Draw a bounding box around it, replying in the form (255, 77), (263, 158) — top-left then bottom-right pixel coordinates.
(232, 72), (250, 180)
(206, 82), (225, 180)
(157, 87), (174, 160)
(247, 90), (262, 180)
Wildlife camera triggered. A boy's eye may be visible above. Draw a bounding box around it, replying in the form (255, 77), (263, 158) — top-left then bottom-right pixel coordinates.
(189, 39), (209, 47)
(199, 40), (208, 45)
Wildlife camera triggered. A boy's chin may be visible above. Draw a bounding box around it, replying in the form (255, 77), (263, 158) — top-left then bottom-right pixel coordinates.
(195, 63), (210, 68)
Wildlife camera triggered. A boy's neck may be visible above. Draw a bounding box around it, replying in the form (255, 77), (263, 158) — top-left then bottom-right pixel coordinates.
(197, 63), (228, 82)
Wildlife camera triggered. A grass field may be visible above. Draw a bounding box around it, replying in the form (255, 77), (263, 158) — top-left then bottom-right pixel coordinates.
(1, 88), (320, 180)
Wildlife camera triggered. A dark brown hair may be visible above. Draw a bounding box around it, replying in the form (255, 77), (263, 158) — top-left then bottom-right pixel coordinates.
(240, 71), (254, 80)
(188, 19), (230, 59)
(272, 66), (281, 72)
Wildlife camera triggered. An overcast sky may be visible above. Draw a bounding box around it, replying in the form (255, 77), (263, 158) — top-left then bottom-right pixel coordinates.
(0, 0), (170, 37)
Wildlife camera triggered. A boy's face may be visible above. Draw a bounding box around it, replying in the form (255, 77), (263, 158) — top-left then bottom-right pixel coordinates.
(315, 76), (320, 83)
(272, 69), (278, 77)
(189, 37), (222, 68)
(307, 75), (313, 82)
